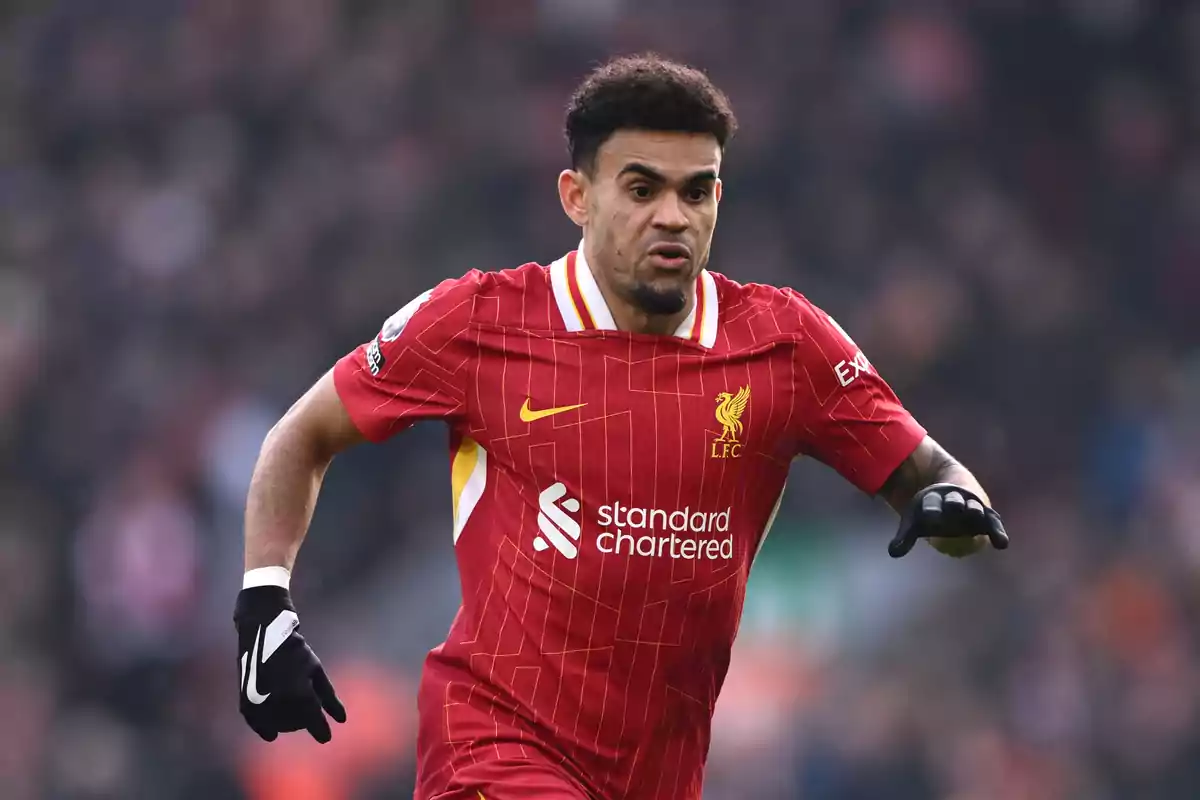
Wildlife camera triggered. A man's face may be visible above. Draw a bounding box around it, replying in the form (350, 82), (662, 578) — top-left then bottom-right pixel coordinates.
(567, 130), (723, 316)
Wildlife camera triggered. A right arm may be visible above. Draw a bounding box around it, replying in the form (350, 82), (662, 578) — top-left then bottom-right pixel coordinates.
(235, 276), (476, 743)
(236, 370), (363, 744)
(244, 371), (366, 572)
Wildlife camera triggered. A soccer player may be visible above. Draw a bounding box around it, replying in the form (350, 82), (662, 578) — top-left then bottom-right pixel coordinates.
(234, 54), (1008, 799)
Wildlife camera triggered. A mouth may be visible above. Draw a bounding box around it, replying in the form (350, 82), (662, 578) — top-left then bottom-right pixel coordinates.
(647, 242), (692, 271)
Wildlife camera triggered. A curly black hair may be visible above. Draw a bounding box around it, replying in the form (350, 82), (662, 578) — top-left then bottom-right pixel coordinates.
(565, 54), (738, 175)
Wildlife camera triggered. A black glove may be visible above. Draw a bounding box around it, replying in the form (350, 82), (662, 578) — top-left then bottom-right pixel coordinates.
(888, 483), (1009, 559)
(235, 585), (346, 742)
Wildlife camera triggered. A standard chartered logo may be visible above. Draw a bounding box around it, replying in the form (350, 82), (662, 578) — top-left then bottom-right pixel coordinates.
(534, 482), (582, 558)
(596, 502), (733, 560)
(534, 483), (733, 561)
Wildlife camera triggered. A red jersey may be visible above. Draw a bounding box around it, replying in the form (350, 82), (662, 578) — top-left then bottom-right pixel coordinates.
(333, 246), (925, 800)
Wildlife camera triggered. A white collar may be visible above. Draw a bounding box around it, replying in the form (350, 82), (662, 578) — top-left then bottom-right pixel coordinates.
(549, 240), (719, 347)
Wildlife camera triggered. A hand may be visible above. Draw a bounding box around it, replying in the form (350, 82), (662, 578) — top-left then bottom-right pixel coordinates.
(234, 586), (346, 742)
(888, 483), (1009, 559)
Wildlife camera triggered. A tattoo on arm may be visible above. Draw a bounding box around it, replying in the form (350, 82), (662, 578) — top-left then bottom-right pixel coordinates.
(878, 436), (988, 514)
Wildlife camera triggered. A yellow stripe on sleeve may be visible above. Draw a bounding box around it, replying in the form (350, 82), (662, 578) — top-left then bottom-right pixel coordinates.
(450, 436), (480, 522)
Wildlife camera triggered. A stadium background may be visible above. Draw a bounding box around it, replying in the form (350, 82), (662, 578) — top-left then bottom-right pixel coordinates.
(3, 1), (1199, 797)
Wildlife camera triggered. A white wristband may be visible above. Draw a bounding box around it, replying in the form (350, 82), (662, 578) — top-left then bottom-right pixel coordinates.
(243, 566), (291, 590)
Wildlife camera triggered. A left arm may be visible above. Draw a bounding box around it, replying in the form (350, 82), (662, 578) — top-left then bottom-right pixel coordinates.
(878, 435), (991, 557)
(786, 293), (1005, 559)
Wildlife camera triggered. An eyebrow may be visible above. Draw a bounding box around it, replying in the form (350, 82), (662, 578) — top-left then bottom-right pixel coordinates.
(617, 163), (718, 184)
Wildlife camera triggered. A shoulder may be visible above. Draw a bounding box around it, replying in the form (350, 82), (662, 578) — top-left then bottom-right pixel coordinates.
(708, 271), (832, 339)
(468, 260), (551, 300)
(464, 260), (557, 328)
(386, 260), (552, 331)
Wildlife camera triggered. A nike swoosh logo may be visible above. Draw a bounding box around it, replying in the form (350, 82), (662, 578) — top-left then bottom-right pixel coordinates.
(244, 626), (270, 704)
(240, 610), (298, 705)
(519, 398), (586, 423)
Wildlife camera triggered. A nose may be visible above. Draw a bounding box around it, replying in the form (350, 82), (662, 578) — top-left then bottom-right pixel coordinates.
(651, 192), (689, 232)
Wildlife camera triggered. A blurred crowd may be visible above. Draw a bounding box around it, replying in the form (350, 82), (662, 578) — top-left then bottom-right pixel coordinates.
(2, 0), (1199, 798)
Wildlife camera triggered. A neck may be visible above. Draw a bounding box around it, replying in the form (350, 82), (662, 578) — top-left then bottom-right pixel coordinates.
(584, 242), (695, 336)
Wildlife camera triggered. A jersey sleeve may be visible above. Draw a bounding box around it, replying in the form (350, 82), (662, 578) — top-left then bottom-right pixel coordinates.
(333, 273), (480, 443)
(789, 294), (927, 495)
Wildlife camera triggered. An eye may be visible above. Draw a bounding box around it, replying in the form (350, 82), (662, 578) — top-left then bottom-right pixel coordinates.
(686, 186), (710, 203)
(629, 184), (653, 200)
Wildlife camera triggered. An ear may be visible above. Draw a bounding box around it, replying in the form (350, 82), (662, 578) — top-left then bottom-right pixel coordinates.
(558, 169), (589, 227)
(714, 178), (723, 204)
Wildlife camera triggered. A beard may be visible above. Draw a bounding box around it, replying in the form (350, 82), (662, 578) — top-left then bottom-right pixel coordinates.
(629, 281), (687, 315)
